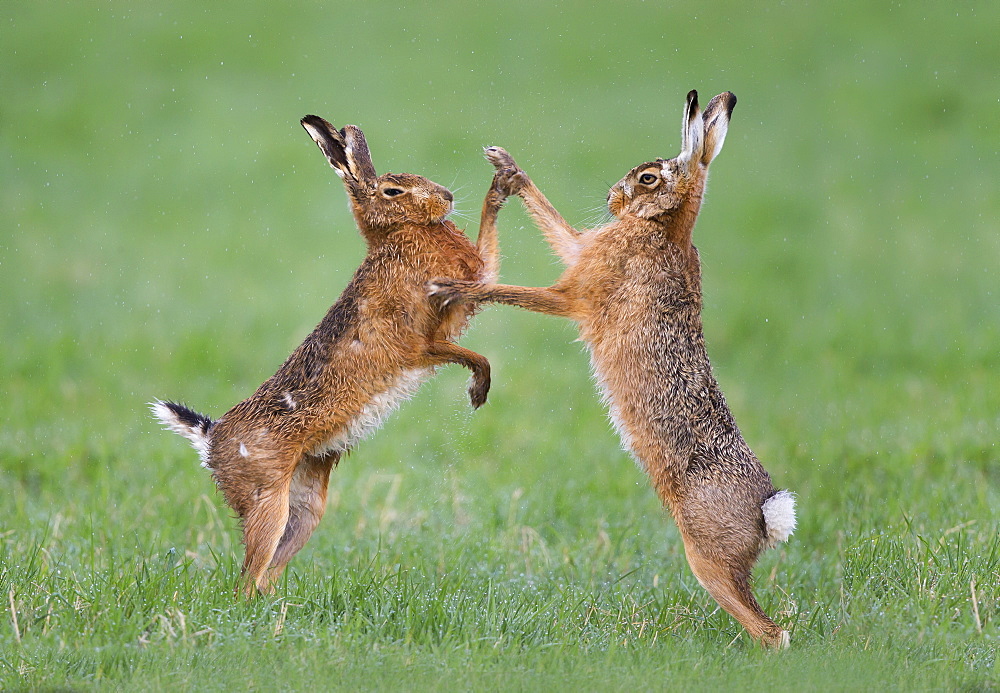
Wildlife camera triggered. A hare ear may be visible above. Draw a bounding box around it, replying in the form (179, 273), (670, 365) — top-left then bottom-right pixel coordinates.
(339, 125), (378, 182)
(301, 115), (350, 177)
(700, 92), (736, 166)
(677, 90), (704, 173)
(300, 116), (378, 183)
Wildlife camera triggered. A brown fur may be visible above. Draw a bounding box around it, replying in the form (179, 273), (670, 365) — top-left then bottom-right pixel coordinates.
(431, 92), (795, 648)
(154, 117), (508, 597)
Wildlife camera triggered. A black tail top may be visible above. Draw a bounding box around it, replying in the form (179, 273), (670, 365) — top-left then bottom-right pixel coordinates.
(161, 400), (213, 434)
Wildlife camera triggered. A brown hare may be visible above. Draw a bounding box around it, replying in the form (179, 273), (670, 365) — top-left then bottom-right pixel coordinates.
(431, 91), (797, 648)
(153, 116), (508, 597)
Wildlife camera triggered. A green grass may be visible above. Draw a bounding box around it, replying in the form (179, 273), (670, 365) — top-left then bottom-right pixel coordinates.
(2, 0), (998, 689)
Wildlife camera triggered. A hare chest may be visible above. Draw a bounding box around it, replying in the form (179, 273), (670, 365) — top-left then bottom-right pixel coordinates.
(578, 269), (696, 471)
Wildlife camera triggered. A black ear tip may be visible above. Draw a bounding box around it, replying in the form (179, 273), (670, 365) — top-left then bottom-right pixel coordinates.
(301, 115), (339, 136)
(726, 92), (737, 115)
(685, 90), (700, 117)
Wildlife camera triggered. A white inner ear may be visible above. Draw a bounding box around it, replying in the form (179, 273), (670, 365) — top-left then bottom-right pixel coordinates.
(343, 144), (361, 179)
(707, 132), (727, 163)
(705, 117), (730, 164)
(689, 111), (705, 155)
(679, 110), (705, 169)
(302, 122), (323, 142)
(303, 122), (349, 176)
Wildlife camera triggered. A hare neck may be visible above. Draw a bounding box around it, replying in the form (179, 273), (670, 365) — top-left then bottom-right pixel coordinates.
(615, 195), (704, 251)
(652, 194), (704, 248)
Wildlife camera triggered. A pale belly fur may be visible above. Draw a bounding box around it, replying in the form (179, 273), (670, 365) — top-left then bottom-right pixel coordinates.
(308, 367), (432, 457)
(586, 349), (643, 469)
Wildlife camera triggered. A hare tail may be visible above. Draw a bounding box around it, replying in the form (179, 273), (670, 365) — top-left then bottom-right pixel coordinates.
(150, 399), (214, 468)
(761, 490), (797, 551)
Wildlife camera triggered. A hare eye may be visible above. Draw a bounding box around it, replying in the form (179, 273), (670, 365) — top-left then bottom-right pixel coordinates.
(382, 187), (405, 198)
(638, 172), (658, 185)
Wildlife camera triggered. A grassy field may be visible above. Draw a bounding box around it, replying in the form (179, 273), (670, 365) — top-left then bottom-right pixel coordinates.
(2, 0), (998, 689)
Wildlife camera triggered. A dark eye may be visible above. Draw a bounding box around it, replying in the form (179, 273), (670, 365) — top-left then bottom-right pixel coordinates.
(382, 187), (405, 197)
(638, 172), (658, 185)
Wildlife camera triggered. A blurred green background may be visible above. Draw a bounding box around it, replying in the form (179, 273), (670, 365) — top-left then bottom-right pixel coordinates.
(2, 1), (998, 688)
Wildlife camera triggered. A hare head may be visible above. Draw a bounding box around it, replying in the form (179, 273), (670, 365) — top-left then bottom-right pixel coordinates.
(607, 90), (736, 220)
(301, 115), (455, 231)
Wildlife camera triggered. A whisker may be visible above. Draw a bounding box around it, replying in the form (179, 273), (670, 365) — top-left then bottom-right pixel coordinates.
(449, 208), (476, 224)
(580, 210), (611, 229)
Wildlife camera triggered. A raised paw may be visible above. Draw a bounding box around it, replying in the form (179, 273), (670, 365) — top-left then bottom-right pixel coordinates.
(468, 372), (490, 409)
(427, 278), (477, 307)
(483, 146), (527, 197)
(484, 146), (517, 171)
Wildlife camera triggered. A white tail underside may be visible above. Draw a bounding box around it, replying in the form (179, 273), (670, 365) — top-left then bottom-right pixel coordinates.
(150, 400), (211, 467)
(761, 489), (797, 550)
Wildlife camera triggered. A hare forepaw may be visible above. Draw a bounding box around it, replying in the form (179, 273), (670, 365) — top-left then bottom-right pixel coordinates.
(484, 146), (517, 170)
(484, 146), (527, 197)
(427, 278), (478, 307)
(468, 372), (490, 409)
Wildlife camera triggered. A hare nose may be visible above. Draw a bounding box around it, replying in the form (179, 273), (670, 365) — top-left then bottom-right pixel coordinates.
(442, 190), (454, 203)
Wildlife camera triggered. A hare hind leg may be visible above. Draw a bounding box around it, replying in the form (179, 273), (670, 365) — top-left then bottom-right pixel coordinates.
(681, 538), (787, 648)
(673, 494), (789, 648)
(665, 464), (789, 647)
(238, 478), (292, 598)
(265, 451), (339, 585)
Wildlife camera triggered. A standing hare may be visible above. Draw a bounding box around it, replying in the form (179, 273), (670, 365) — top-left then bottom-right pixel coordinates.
(153, 116), (506, 597)
(431, 91), (797, 648)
